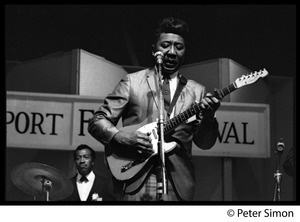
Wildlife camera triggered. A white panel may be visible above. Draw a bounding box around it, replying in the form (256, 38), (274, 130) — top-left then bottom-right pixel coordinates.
(79, 49), (127, 96)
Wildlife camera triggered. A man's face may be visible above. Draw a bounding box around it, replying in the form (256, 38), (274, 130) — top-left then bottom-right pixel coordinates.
(153, 33), (186, 75)
(74, 148), (94, 176)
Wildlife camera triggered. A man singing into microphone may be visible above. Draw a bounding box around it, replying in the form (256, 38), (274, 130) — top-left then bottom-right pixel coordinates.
(88, 17), (220, 201)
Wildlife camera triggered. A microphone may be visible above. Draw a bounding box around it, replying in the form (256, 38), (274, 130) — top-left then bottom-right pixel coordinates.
(154, 51), (164, 64)
(277, 138), (285, 152)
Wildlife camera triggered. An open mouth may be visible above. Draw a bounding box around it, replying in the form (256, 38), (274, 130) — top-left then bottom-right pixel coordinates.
(164, 59), (177, 68)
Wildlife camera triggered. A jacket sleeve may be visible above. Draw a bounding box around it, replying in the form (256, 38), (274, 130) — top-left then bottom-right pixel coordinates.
(192, 86), (219, 150)
(193, 116), (219, 150)
(88, 75), (130, 146)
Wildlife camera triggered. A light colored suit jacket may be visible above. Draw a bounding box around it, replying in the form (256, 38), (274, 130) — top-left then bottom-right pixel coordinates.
(88, 67), (219, 200)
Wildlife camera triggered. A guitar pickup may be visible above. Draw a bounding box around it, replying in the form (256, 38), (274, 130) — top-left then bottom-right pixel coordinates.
(152, 129), (158, 139)
(121, 158), (144, 173)
(121, 161), (135, 172)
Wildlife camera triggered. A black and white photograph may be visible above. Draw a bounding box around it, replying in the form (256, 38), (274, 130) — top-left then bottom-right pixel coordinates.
(5, 4), (296, 212)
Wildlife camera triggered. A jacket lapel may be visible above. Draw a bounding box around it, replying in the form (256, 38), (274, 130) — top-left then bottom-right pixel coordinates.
(146, 68), (160, 111)
(173, 74), (187, 116)
(72, 175), (81, 201)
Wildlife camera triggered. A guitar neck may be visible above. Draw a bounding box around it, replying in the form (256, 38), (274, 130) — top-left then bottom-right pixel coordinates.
(164, 82), (237, 134)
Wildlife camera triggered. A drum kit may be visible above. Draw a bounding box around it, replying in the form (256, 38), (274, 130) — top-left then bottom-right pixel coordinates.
(11, 162), (73, 201)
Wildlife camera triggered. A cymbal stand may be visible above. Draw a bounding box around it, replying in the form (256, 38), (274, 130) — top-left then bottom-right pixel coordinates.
(41, 176), (52, 201)
(273, 139), (284, 201)
(273, 169), (282, 201)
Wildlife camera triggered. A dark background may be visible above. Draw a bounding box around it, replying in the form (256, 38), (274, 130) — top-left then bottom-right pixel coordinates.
(5, 4), (296, 78)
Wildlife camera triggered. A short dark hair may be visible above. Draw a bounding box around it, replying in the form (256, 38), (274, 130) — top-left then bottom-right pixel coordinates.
(153, 17), (189, 44)
(73, 144), (96, 161)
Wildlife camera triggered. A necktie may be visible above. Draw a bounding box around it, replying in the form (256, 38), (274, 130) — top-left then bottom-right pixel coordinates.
(163, 77), (171, 112)
(80, 175), (88, 183)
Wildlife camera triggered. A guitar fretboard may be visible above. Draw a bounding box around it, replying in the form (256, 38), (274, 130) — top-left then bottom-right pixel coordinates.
(164, 82), (237, 134)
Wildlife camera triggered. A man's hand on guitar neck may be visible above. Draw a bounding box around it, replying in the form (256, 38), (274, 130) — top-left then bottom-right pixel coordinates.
(111, 130), (153, 154)
(200, 92), (220, 119)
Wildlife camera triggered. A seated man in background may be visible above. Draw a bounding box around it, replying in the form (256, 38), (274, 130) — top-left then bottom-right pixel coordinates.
(64, 144), (115, 201)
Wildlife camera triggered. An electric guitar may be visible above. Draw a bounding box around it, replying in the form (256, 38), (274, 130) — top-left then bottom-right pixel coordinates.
(105, 69), (269, 183)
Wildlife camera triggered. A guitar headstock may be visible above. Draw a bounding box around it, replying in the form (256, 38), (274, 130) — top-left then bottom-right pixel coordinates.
(235, 68), (269, 88)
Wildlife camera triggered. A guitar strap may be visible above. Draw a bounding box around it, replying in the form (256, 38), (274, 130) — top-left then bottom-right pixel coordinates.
(166, 74), (187, 118)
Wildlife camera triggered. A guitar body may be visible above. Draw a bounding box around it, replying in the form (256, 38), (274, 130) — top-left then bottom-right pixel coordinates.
(106, 120), (177, 182)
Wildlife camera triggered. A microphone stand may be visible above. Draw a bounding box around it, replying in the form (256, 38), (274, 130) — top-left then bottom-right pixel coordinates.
(273, 140), (284, 201)
(155, 61), (169, 201)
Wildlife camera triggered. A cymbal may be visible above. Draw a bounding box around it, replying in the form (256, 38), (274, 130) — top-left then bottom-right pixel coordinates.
(11, 162), (73, 201)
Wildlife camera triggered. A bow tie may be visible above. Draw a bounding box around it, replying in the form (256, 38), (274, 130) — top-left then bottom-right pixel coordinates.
(80, 175), (88, 182)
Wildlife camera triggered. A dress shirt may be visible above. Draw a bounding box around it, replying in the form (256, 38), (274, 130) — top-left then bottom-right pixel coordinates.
(76, 171), (95, 201)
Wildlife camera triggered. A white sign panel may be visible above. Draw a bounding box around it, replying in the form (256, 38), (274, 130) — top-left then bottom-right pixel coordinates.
(194, 103), (270, 157)
(6, 91), (270, 158)
(7, 99), (72, 147)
